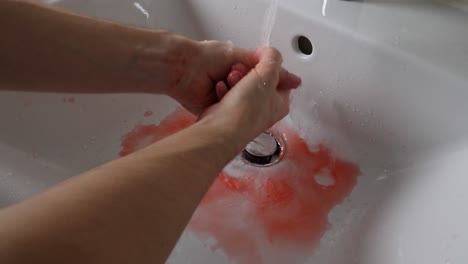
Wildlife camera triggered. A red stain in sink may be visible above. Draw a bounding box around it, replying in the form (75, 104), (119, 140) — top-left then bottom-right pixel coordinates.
(63, 97), (76, 103)
(119, 108), (196, 157)
(190, 129), (360, 263)
(119, 109), (360, 264)
(144, 111), (154, 117)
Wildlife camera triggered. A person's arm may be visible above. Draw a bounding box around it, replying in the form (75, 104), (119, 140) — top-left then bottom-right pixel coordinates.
(0, 0), (178, 93)
(0, 47), (294, 264)
(1, 1), (286, 114)
(0, 117), (243, 264)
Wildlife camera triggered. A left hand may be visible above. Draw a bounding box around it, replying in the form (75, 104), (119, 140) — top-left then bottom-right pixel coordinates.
(168, 40), (257, 115)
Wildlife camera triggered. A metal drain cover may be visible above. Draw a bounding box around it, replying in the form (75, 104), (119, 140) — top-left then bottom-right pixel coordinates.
(242, 132), (284, 166)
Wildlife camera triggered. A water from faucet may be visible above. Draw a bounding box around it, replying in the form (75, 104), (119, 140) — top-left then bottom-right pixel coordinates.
(260, 0), (280, 46)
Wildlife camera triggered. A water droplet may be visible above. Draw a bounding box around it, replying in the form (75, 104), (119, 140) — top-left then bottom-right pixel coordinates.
(376, 175), (388, 182)
(444, 258), (451, 264)
(82, 145), (89, 151)
(89, 136), (97, 143)
(6, 172), (13, 177)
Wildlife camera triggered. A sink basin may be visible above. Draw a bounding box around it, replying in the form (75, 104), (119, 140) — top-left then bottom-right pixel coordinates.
(2, 0), (468, 263)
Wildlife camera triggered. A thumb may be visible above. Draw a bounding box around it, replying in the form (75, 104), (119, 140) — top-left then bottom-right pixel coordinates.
(253, 47), (283, 90)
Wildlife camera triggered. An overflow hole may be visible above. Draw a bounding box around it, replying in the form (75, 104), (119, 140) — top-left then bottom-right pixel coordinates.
(294, 35), (313, 56)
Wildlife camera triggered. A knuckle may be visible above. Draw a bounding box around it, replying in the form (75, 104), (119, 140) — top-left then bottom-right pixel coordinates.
(267, 48), (283, 63)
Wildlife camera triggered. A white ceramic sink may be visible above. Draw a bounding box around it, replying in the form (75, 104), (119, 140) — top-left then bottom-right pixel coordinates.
(2, 0), (468, 263)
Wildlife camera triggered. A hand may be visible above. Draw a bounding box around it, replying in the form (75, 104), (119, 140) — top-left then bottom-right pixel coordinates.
(136, 34), (300, 117)
(166, 40), (257, 115)
(198, 47), (302, 145)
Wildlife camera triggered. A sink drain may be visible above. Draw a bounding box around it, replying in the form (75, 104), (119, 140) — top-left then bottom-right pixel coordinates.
(242, 132), (285, 167)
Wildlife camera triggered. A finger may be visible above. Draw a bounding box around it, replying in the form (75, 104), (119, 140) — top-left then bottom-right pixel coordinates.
(253, 47), (283, 89)
(232, 63), (250, 75)
(279, 90), (292, 116)
(227, 70), (245, 88)
(230, 46), (258, 69)
(198, 41), (256, 81)
(278, 69), (302, 90)
(216, 81), (229, 100)
(230, 48), (283, 93)
(279, 89), (292, 103)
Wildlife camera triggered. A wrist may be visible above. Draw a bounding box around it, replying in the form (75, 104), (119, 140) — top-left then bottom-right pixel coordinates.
(196, 110), (253, 155)
(128, 30), (199, 95)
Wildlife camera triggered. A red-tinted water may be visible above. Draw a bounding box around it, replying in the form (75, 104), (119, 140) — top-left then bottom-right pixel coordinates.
(120, 108), (196, 157)
(144, 111), (154, 117)
(62, 97), (76, 103)
(119, 109), (360, 264)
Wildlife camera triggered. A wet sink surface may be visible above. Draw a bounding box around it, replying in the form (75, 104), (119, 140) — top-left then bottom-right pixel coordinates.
(2, 0), (468, 263)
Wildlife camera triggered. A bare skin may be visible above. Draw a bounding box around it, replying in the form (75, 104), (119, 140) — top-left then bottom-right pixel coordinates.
(0, 1), (302, 263)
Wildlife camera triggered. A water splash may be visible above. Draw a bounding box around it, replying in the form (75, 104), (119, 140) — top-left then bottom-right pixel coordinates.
(376, 175), (388, 182)
(260, 0), (280, 46)
(134, 2), (150, 20)
(322, 0), (328, 16)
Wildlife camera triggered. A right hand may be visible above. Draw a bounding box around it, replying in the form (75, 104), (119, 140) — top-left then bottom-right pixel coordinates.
(199, 47), (302, 145)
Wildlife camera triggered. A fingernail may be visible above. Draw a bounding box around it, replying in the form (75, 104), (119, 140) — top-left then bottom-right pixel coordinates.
(228, 71), (243, 87)
(232, 64), (250, 75)
(216, 81), (229, 101)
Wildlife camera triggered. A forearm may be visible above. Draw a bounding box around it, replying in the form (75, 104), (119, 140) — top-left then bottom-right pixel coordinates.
(0, 116), (246, 264)
(0, 0), (196, 94)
